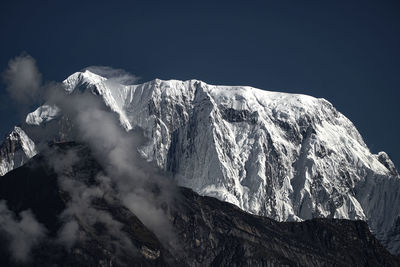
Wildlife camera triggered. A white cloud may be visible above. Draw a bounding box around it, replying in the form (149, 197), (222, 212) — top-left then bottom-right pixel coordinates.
(0, 201), (46, 262)
(84, 65), (140, 85)
(2, 53), (42, 105)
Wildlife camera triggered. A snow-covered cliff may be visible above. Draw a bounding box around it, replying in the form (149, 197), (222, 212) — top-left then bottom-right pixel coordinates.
(0, 126), (37, 176)
(2, 69), (400, 254)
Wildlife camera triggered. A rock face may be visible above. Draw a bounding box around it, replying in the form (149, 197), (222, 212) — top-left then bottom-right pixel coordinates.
(173, 188), (399, 267)
(1, 69), (400, 254)
(0, 143), (398, 267)
(0, 126), (37, 176)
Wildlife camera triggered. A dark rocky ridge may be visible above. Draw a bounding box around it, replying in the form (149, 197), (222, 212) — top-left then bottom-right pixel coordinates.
(0, 142), (398, 266)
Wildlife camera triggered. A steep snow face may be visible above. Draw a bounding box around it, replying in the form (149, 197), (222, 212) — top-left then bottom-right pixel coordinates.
(18, 70), (400, 254)
(0, 127), (37, 176)
(26, 105), (61, 126)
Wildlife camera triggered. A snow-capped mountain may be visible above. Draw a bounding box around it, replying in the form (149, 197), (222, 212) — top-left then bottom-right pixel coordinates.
(1, 69), (400, 254)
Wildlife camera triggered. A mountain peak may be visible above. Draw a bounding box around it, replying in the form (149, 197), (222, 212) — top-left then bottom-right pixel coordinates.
(0, 126), (37, 176)
(377, 151), (399, 176)
(63, 70), (107, 93)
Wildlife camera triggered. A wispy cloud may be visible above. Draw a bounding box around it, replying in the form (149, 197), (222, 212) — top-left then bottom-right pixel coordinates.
(2, 53), (42, 106)
(48, 89), (177, 246)
(0, 201), (46, 262)
(84, 65), (140, 85)
(0, 53), (177, 259)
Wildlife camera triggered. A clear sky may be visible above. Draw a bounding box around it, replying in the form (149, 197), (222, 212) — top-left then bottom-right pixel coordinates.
(0, 0), (399, 168)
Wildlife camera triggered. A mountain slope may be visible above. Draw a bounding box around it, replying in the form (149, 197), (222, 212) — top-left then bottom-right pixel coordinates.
(0, 142), (398, 266)
(1, 69), (400, 254)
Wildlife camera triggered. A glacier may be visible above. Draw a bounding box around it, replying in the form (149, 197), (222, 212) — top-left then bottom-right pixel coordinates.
(1, 69), (400, 254)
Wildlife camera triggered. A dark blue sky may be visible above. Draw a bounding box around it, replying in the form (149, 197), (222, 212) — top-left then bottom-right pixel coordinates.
(1, 0), (399, 168)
